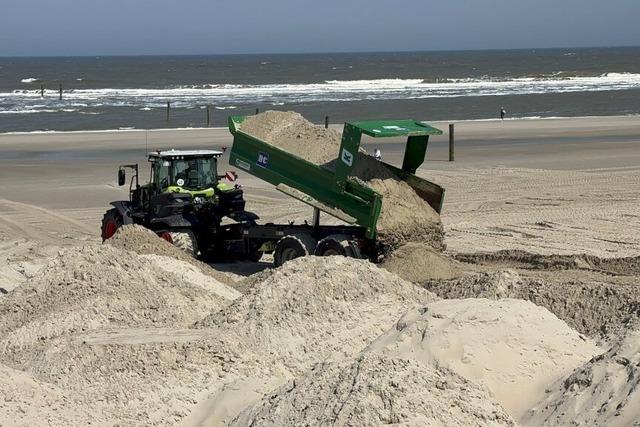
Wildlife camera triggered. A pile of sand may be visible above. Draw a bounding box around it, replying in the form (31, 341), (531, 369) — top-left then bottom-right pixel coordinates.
(198, 256), (438, 374)
(423, 269), (640, 339)
(365, 298), (600, 420)
(523, 314), (640, 426)
(106, 224), (236, 286)
(239, 111), (445, 252)
(381, 241), (461, 282)
(0, 363), (99, 426)
(232, 354), (516, 426)
(0, 244), (232, 368)
(0, 242), (244, 425)
(1, 255), (438, 425)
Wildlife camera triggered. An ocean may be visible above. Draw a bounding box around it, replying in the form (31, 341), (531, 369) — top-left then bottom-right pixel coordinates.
(1, 47), (639, 133)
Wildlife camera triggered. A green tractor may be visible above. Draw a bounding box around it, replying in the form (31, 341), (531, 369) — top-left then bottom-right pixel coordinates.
(101, 149), (259, 259)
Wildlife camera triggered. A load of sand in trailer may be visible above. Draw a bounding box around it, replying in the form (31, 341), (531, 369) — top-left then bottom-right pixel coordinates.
(238, 111), (445, 253)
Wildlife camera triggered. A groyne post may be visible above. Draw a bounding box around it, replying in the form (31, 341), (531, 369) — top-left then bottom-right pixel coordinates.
(449, 124), (455, 162)
(255, 108), (259, 115)
(40, 84), (44, 97)
(59, 84), (62, 100)
(166, 102), (171, 121)
(206, 105), (211, 127)
(325, 115), (329, 129)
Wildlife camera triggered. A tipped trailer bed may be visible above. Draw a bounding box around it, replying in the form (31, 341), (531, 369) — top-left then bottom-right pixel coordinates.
(227, 117), (445, 265)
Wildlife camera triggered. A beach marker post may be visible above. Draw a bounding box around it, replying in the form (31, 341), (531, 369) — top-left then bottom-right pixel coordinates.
(206, 105), (211, 127)
(166, 102), (171, 121)
(449, 124), (455, 162)
(59, 84), (63, 100)
(325, 115), (329, 129)
(40, 84), (44, 97)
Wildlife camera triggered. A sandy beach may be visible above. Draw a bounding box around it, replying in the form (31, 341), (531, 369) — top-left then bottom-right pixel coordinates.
(1, 114), (639, 426)
(1, 115), (638, 256)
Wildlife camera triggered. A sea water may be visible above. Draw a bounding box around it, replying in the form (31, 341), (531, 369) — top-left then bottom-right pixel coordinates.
(0, 47), (639, 132)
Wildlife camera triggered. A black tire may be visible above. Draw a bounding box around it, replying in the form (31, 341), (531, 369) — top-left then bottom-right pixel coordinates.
(101, 208), (123, 241)
(314, 234), (361, 259)
(169, 230), (199, 257)
(273, 234), (316, 267)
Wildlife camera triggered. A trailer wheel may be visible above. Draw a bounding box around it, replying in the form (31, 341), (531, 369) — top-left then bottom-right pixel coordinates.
(274, 235), (315, 267)
(315, 235), (361, 259)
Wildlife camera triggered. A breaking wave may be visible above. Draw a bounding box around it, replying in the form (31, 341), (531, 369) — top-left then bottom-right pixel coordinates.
(2, 73), (640, 114)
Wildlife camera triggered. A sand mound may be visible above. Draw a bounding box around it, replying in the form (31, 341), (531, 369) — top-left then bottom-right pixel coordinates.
(106, 224), (236, 286)
(0, 363), (98, 426)
(365, 298), (600, 419)
(424, 270), (640, 339)
(524, 315), (640, 426)
(239, 111), (444, 252)
(381, 241), (461, 282)
(232, 354), (515, 426)
(198, 256), (437, 374)
(0, 244), (228, 367)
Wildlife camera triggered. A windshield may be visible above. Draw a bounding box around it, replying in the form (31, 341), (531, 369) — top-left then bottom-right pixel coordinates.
(158, 158), (217, 189)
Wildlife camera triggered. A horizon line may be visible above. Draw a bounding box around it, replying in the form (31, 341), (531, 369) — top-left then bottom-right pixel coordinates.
(1, 44), (639, 59)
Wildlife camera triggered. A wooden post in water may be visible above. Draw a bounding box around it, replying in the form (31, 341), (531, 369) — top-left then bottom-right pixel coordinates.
(325, 115), (329, 129)
(449, 124), (455, 162)
(40, 84), (44, 97)
(59, 84), (62, 100)
(166, 102), (171, 121)
(206, 105), (211, 127)
(255, 108), (259, 115)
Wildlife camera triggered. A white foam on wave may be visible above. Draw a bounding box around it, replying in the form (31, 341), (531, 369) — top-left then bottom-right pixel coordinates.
(3, 73), (640, 111)
(0, 109), (57, 114)
(20, 78), (39, 83)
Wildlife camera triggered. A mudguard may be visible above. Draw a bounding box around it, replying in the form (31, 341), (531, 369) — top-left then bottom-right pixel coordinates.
(109, 201), (134, 225)
(150, 214), (194, 228)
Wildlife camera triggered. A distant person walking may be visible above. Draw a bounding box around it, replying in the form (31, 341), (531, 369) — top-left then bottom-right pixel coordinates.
(500, 107), (507, 120)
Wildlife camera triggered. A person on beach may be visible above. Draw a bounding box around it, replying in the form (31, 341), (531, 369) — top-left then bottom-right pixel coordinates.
(500, 107), (507, 120)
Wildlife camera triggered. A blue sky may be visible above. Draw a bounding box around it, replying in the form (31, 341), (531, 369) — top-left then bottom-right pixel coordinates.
(2, 0), (639, 56)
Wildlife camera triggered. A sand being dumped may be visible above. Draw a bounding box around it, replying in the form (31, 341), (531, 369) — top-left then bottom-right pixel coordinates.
(239, 111), (445, 252)
(523, 314), (640, 426)
(423, 269), (640, 339)
(232, 354), (516, 426)
(364, 298), (600, 420)
(381, 241), (461, 282)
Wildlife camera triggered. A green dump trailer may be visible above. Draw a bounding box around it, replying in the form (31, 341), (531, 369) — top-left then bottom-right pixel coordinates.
(228, 116), (445, 265)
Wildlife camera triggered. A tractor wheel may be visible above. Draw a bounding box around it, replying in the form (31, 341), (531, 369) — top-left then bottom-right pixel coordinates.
(273, 234), (316, 267)
(101, 208), (123, 241)
(169, 230), (199, 257)
(314, 235), (361, 259)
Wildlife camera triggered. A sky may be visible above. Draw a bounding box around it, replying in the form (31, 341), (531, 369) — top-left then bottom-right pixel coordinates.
(1, 0), (639, 56)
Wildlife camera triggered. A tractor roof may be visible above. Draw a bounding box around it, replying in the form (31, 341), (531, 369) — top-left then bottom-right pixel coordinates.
(148, 149), (223, 161)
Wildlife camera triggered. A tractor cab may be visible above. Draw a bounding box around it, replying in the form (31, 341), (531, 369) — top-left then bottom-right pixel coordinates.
(148, 149), (226, 196)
